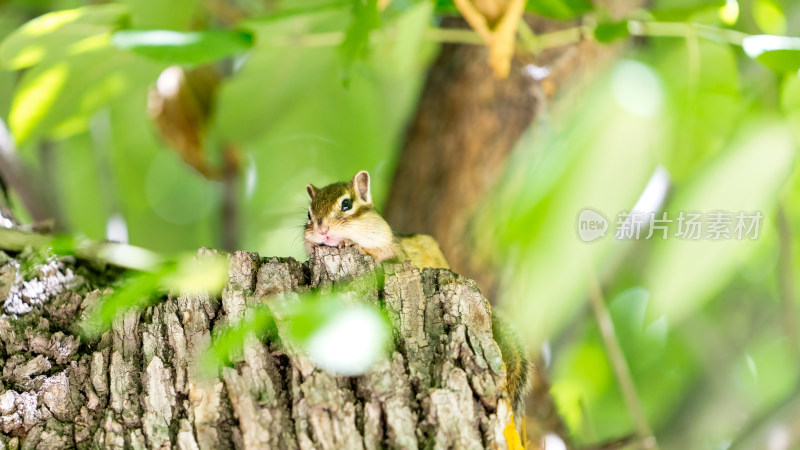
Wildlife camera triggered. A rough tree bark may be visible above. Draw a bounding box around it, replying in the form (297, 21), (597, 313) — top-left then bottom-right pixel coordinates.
(0, 242), (520, 449)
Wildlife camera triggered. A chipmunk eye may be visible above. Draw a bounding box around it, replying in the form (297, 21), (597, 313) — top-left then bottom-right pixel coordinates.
(307, 211), (311, 221)
(341, 198), (352, 211)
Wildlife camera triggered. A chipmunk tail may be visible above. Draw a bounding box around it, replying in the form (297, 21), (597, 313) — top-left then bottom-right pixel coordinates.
(492, 314), (533, 418)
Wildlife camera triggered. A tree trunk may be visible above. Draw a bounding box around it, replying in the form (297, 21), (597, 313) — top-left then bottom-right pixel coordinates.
(385, 9), (638, 446)
(0, 243), (519, 449)
(386, 12), (629, 296)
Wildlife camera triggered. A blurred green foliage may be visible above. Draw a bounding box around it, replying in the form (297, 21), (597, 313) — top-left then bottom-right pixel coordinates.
(78, 251), (228, 335)
(2, 0), (800, 448)
(479, 0), (800, 446)
(0, 0), (433, 258)
(203, 288), (391, 377)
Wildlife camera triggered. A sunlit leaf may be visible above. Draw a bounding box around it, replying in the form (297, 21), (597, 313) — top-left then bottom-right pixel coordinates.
(0, 4), (128, 70)
(111, 29), (254, 65)
(743, 35), (800, 73)
(161, 253), (228, 295)
(719, 0), (739, 25)
(9, 62), (68, 142)
(80, 270), (165, 336)
(752, 0), (786, 35)
(8, 48), (153, 145)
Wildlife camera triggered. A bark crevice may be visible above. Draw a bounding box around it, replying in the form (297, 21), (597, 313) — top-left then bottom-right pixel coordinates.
(0, 245), (518, 449)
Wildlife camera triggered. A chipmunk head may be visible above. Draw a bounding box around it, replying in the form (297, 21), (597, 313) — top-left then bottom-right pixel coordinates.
(304, 170), (379, 249)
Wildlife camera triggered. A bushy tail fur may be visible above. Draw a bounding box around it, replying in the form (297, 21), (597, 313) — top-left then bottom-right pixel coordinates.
(492, 314), (532, 417)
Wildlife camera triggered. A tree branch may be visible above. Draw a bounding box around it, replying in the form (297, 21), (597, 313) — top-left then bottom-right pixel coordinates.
(0, 119), (53, 224)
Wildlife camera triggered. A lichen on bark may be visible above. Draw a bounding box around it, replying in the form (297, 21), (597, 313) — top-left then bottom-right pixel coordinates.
(0, 244), (517, 449)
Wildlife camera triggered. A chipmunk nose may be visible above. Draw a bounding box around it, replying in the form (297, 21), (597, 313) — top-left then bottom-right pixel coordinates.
(318, 224), (329, 235)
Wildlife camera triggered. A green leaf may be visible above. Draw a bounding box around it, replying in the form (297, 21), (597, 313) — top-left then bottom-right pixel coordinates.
(525, 0), (593, 20)
(594, 21), (629, 43)
(743, 35), (800, 73)
(649, 0), (725, 21)
(80, 269), (165, 336)
(9, 62), (69, 142)
(205, 306), (276, 369)
(161, 253), (229, 295)
(8, 47), (155, 145)
(111, 29), (254, 65)
(340, 0), (380, 81)
(753, 49), (800, 72)
(0, 4), (128, 70)
(752, 0), (786, 35)
(432, 0), (459, 14)
(283, 294), (343, 343)
(656, 40), (741, 181)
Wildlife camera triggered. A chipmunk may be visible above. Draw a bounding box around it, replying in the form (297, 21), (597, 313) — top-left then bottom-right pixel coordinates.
(304, 171), (531, 418)
(304, 170), (449, 269)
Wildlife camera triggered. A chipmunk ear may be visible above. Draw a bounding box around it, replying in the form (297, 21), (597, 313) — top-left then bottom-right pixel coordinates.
(352, 171), (372, 204)
(306, 184), (317, 200)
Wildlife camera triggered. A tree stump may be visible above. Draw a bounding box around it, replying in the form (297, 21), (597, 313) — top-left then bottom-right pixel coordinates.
(0, 245), (517, 449)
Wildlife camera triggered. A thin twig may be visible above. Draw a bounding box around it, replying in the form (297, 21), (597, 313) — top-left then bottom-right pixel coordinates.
(38, 139), (68, 232)
(587, 272), (659, 450)
(221, 144), (239, 251)
(90, 109), (128, 243)
(629, 21), (749, 46)
(0, 227), (163, 272)
(261, 19), (756, 58)
(0, 119), (52, 223)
